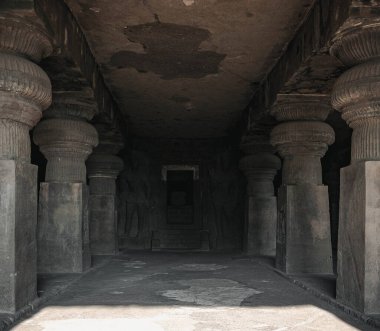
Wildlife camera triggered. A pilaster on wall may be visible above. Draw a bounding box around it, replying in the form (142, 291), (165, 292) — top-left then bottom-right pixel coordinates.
(270, 94), (334, 274)
(87, 123), (124, 255)
(330, 14), (380, 315)
(239, 135), (280, 257)
(34, 90), (98, 273)
(0, 12), (52, 313)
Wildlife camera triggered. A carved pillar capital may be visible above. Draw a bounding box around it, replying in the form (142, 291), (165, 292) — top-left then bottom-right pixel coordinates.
(0, 14), (52, 161)
(0, 14), (53, 62)
(87, 154), (124, 180)
(331, 20), (380, 161)
(330, 19), (380, 67)
(270, 95), (335, 185)
(270, 122), (335, 158)
(86, 124), (124, 196)
(270, 94), (332, 122)
(33, 91), (99, 182)
(239, 137), (280, 197)
(87, 123), (124, 177)
(330, 18), (380, 314)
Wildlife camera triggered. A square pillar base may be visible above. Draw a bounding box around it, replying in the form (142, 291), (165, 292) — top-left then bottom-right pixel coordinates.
(245, 196), (277, 256)
(89, 194), (117, 255)
(38, 182), (91, 273)
(338, 161), (380, 315)
(0, 160), (37, 313)
(277, 184), (333, 274)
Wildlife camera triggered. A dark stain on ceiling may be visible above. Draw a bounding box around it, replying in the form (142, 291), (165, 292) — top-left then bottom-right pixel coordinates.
(110, 22), (226, 79)
(63, 0), (316, 138)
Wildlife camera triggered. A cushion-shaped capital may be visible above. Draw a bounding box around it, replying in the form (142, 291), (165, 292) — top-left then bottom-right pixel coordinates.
(271, 121), (335, 158)
(330, 19), (380, 66)
(0, 13), (52, 62)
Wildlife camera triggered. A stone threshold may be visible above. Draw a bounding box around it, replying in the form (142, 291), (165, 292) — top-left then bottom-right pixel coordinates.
(258, 260), (380, 329)
(0, 256), (112, 331)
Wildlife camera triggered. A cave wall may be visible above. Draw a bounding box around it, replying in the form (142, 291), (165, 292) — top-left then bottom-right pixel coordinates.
(117, 137), (245, 251)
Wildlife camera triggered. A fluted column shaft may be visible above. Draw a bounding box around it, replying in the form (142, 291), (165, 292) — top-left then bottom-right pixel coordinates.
(330, 18), (380, 315)
(270, 94), (334, 274)
(332, 59), (380, 161)
(0, 50), (51, 161)
(0, 13), (52, 314)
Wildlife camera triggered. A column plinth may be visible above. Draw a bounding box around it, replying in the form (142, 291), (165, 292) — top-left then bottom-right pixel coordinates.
(240, 138), (280, 256)
(270, 94), (334, 274)
(86, 126), (124, 255)
(0, 14), (52, 314)
(331, 19), (380, 314)
(34, 91), (98, 273)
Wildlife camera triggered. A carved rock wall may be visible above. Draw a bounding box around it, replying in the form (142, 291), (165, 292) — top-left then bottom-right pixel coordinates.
(118, 138), (245, 251)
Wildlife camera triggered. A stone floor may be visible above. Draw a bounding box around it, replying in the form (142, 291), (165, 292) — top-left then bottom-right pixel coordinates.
(9, 253), (380, 331)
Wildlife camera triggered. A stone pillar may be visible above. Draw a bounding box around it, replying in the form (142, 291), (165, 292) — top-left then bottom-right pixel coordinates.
(239, 137), (280, 256)
(330, 19), (380, 314)
(0, 14), (52, 313)
(87, 127), (124, 255)
(34, 91), (98, 273)
(270, 94), (334, 274)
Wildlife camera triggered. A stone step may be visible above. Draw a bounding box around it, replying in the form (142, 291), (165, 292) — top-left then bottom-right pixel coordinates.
(151, 229), (209, 251)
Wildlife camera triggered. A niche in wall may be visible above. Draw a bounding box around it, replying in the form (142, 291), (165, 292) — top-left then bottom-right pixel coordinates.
(162, 165), (199, 227)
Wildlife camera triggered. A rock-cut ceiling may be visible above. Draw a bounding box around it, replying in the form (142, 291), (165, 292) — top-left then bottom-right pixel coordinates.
(65, 0), (314, 138)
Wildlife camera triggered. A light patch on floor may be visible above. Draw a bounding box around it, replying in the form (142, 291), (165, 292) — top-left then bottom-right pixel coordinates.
(14, 305), (365, 331)
(39, 318), (165, 331)
(173, 264), (228, 271)
(159, 278), (261, 306)
(121, 275), (149, 282)
(122, 261), (146, 269)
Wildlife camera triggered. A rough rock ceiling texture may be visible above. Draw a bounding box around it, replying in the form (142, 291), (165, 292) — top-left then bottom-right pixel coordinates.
(64, 0), (314, 138)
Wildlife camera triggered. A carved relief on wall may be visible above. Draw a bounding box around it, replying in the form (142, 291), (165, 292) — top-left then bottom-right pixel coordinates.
(205, 148), (245, 251)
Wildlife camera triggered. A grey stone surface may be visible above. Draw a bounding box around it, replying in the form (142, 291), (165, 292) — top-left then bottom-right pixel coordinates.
(270, 94), (335, 275)
(37, 182), (91, 273)
(152, 229), (209, 251)
(337, 161), (380, 315)
(10, 253), (379, 331)
(330, 16), (380, 315)
(89, 194), (117, 255)
(87, 132), (124, 256)
(0, 257), (111, 331)
(0, 161), (37, 313)
(245, 196), (277, 256)
(239, 138), (280, 257)
(118, 140), (244, 251)
(277, 184), (333, 274)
